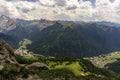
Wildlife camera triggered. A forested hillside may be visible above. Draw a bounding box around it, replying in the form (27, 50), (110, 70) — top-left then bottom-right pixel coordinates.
(28, 22), (120, 57)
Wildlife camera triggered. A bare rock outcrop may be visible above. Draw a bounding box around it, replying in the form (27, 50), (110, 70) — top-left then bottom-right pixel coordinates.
(0, 39), (17, 70)
(28, 62), (48, 70)
(0, 15), (16, 33)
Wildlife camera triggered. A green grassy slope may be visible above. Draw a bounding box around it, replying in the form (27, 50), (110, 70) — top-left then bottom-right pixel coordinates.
(14, 54), (118, 79)
(41, 57), (117, 79)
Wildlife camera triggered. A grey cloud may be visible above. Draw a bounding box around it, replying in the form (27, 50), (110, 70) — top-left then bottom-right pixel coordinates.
(21, 8), (30, 13)
(0, 6), (9, 16)
(66, 6), (77, 10)
(54, 0), (66, 6)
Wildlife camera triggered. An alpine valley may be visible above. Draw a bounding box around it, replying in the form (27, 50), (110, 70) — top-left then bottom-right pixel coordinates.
(0, 15), (120, 80)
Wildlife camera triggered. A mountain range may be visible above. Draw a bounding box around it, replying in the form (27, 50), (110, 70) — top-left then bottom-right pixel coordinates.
(0, 15), (120, 57)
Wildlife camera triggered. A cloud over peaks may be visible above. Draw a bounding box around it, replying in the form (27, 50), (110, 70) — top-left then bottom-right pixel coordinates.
(0, 0), (120, 23)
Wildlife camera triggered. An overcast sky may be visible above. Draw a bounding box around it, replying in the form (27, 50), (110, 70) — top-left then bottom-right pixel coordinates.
(0, 0), (120, 23)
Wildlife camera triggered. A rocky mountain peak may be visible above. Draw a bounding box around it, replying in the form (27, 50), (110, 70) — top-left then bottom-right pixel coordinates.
(0, 15), (17, 33)
(36, 19), (55, 30)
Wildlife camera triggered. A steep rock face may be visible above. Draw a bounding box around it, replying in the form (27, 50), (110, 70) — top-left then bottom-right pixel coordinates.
(0, 39), (17, 69)
(0, 15), (16, 33)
